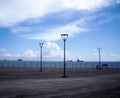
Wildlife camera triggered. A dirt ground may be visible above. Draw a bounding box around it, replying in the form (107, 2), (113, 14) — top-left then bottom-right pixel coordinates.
(0, 68), (120, 98)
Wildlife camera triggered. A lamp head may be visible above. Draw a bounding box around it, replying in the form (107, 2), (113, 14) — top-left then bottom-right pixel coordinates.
(97, 47), (101, 51)
(61, 34), (68, 41)
(39, 43), (43, 48)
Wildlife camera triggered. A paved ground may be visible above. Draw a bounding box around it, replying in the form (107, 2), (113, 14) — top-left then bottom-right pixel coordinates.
(0, 68), (120, 98)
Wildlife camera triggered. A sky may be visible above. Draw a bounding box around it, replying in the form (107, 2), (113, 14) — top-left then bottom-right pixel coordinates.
(0, 0), (120, 61)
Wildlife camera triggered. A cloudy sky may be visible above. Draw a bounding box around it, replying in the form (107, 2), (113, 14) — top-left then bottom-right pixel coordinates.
(0, 0), (120, 61)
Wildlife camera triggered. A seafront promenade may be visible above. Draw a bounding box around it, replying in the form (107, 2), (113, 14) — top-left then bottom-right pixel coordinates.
(0, 68), (120, 98)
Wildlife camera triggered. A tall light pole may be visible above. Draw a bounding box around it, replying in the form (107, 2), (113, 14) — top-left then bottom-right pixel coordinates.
(97, 47), (102, 70)
(39, 43), (43, 72)
(61, 34), (68, 77)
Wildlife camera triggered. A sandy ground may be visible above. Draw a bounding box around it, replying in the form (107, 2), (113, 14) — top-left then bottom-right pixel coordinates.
(0, 68), (120, 98)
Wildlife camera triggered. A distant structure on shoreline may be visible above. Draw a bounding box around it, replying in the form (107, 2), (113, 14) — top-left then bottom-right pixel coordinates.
(67, 60), (73, 62)
(77, 59), (84, 62)
(17, 59), (23, 61)
(67, 59), (84, 62)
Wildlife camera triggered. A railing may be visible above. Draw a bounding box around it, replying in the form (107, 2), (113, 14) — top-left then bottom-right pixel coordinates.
(0, 61), (120, 68)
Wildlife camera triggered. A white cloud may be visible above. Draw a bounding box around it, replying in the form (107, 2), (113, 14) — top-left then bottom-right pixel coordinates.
(11, 26), (31, 33)
(0, 0), (116, 45)
(3, 53), (13, 57)
(0, 43), (73, 61)
(42, 42), (73, 61)
(0, 49), (38, 60)
(1, 46), (120, 61)
(10, 15), (98, 41)
(44, 42), (60, 50)
(0, 48), (7, 52)
(64, 0), (113, 11)
(0, 48), (14, 58)
(43, 42), (63, 60)
(23, 49), (38, 58)
(24, 20), (88, 41)
(0, 0), (115, 26)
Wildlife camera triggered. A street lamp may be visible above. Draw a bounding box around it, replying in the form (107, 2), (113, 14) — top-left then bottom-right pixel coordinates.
(61, 34), (68, 77)
(97, 47), (102, 70)
(39, 43), (43, 72)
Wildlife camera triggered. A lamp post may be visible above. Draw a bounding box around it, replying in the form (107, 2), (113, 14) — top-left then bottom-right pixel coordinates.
(97, 48), (102, 70)
(61, 34), (68, 77)
(39, 43), (43, 72)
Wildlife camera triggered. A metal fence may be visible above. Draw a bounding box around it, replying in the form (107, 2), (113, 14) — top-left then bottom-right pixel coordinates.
(0, 61), (120, 68)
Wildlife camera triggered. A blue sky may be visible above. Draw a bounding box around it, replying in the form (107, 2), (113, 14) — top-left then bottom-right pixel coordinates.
(0, 0), (120, 61)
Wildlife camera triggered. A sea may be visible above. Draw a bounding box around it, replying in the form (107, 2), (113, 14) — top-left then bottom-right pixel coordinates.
(0, 60), (120, 69)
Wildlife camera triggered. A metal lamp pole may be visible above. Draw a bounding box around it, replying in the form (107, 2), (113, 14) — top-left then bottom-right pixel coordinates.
(97, 48), (101, 70)
(61, 34), (68, 77)
(39, 43), (43, 72)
